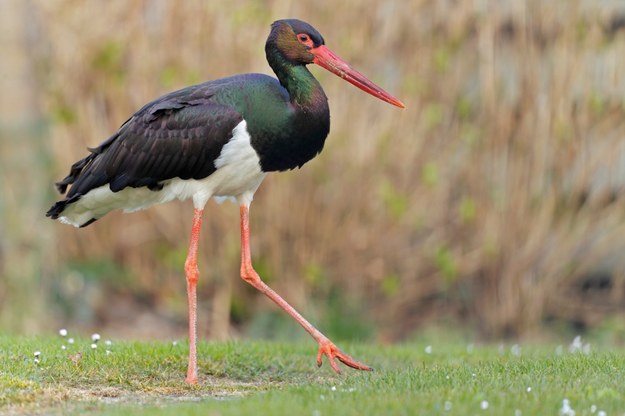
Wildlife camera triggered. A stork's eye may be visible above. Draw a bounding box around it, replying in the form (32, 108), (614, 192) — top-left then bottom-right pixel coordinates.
(297, 33), (313, 47)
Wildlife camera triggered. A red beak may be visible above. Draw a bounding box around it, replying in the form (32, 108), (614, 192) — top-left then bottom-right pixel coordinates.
(311, 45), (405, 109)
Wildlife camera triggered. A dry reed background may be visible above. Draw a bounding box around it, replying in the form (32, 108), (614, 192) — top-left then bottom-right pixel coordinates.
(2, 0), (625, 343)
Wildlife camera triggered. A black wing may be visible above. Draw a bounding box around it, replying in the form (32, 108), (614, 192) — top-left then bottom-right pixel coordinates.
(47, 87), (243, 218)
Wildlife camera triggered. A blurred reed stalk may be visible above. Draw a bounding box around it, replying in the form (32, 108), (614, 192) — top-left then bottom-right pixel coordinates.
(2, 0), (625, 341)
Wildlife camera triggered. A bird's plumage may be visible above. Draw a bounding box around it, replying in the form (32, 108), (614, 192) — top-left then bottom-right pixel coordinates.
(47, 19), (403, 380)
(47, 20), (337, 227)
(47, 68), (328, 226)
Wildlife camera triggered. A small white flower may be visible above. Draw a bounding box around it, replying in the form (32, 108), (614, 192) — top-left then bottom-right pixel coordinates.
(560, 398), (575, 416)
(591, 405), (597, 413)
(33, 351), (41, 358)
(68, 338), (75, 344)
(331, 386), (336, 391)
(91, 343), (97, 349)
(172, 340), (178, 346)
(61, 345), (66, 350)
(91, 333), (101, 342)
(596, 411), (605, 416)
(106, 350), (112, 355)
(34, 358), (40, 365)
(526, 387), (532, 393)
(59, 329), (68, 337)
(480, 400), (489, 410)
(425, 345), (433, 354)
(569, 336), (583, 353)
(104, 339), (112, 346)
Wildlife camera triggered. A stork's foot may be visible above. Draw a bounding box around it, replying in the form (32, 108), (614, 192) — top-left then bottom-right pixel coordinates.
(316, 339), (373, 373)
(185, 368), (198, 385)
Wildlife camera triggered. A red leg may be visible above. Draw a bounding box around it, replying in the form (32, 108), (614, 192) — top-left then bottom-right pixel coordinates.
(184, 208), (203, 385)
(239, 204), (372, 373)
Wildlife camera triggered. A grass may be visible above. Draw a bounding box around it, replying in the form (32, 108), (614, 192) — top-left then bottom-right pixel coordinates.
(2, 335), (625, 415)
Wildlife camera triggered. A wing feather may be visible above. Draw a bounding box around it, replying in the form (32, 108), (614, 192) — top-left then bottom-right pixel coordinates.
(47, 87), (244, 220)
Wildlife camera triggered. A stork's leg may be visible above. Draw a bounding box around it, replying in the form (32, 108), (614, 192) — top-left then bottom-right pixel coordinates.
(184, 208), (203, 384)
(238, 203), (372, 373)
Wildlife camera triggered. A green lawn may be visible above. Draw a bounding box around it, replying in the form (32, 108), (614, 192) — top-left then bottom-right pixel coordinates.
(1, 334), (624, 415)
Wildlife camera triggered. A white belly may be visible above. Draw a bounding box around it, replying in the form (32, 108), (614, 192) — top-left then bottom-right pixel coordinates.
(58, 120), (266, 227)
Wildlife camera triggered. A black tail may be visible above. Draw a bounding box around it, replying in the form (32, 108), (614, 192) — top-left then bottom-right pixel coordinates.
(45, 194), (81, 219)
(46, 193), (97, 227)
(46, 148), (99, 221)
(54, 152), (98, 194)
(46, 152), (93, 222)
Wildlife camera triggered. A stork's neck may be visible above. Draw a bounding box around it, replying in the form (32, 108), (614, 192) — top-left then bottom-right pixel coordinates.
(255, 46), (330, 172)
(266, 50), (328, 112)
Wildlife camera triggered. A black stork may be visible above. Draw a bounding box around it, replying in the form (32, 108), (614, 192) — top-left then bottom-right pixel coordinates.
(47, 19), (404, 384)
